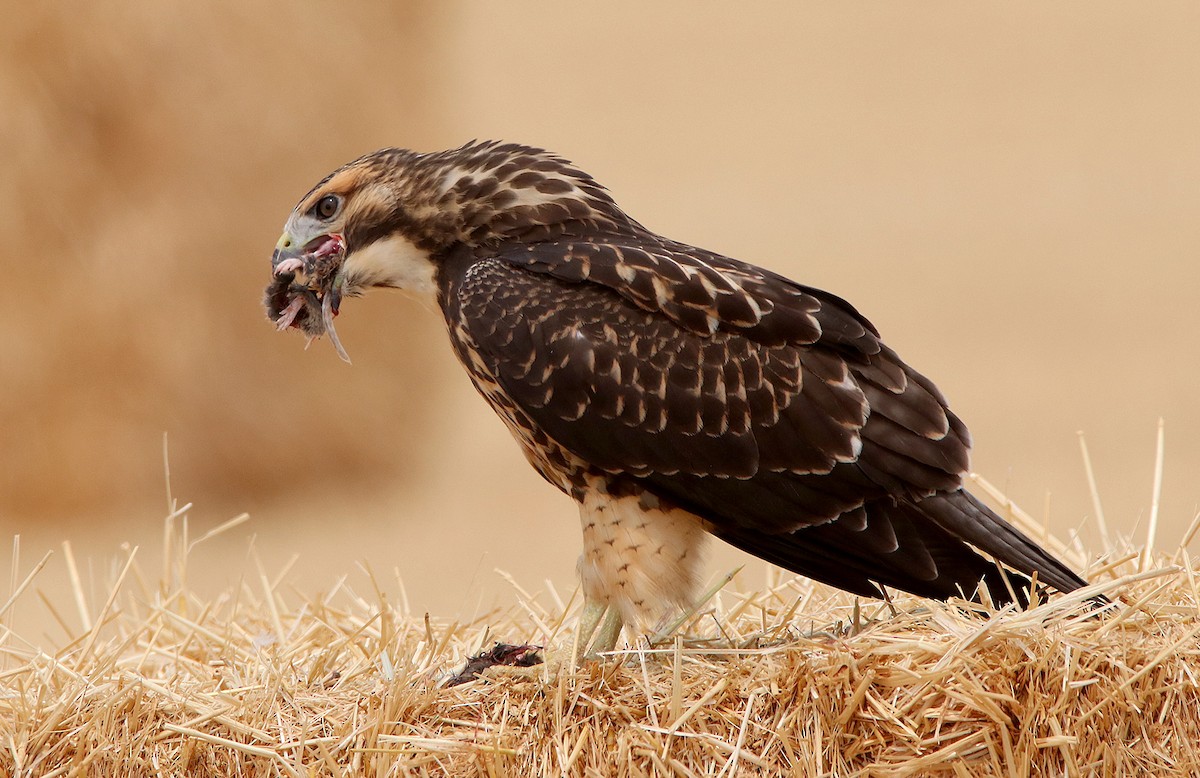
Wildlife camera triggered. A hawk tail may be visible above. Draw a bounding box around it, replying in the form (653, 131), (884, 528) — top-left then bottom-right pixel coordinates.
(916, 489), (1090, 600)
(712, 489), (1088, 608)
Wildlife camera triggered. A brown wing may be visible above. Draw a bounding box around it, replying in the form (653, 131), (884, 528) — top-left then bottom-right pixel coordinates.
(447, 243), (1086, 601)
(503, 239), (881, 350)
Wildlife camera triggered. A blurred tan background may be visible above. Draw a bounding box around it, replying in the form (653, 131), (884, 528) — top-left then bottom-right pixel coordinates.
(2, 3), (1198, 633)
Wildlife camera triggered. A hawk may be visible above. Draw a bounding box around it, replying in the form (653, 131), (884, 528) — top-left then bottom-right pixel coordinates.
(266, 141), (1089, 652)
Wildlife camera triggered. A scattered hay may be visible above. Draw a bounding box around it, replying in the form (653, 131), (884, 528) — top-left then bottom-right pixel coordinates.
(3, 491), (1200, 776)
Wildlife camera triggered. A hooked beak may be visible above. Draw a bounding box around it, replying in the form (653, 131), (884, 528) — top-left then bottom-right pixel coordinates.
(271, 232), (305, 276)
(265, 230), (354, 362)
(272, 232), (346, 282)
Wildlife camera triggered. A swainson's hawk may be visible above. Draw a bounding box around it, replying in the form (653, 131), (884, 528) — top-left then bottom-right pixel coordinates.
(266, 141), (1089, 652)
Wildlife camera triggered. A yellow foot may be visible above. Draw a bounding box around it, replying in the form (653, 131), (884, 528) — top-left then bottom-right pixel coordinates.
(572, 600), (626, 661)
(588, 606), (623, 656)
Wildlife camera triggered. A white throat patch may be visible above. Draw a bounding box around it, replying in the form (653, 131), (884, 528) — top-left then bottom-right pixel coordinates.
(343, 233), (438, 305)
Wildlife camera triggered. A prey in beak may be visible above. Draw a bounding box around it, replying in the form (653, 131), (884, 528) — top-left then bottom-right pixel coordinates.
(266, 161), (443, 363)
(265, 232), (353, 363)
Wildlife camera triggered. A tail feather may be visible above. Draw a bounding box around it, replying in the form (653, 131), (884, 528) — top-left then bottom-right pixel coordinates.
(917, 490), (1089, 596)
(712, 488), (1087, 608)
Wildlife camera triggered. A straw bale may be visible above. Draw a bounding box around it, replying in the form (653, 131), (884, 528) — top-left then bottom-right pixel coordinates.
(3, 512), (1199, 777)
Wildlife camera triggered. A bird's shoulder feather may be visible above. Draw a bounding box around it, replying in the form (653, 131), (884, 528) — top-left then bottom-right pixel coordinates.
(497, 238), (881, 352)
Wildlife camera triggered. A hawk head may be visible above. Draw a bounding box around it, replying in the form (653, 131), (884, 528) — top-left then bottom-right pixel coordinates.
(265, 141), (631, 360)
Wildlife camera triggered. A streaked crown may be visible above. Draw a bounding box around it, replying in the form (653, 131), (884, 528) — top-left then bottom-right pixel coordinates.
(302, 141), (639, 254)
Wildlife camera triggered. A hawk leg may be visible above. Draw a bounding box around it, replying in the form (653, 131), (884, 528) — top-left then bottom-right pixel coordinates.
(592, 606), (624, 655)
(574, 488), (707, 655)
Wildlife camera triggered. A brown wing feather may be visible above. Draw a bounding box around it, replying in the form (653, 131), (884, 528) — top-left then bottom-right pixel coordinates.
(500, 239), (879, 350)
(442, 242), (1086, 603)
(448, 247), (966, 512)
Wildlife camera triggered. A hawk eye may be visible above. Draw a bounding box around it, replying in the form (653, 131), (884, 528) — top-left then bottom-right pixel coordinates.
(313, 194), (340, 220)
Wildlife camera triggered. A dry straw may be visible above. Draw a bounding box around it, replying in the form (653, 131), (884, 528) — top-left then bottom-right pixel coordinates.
(3, 468), (1199, 775)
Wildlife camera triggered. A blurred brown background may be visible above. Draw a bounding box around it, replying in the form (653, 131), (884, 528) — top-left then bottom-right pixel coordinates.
(2, 3), (1198, 630)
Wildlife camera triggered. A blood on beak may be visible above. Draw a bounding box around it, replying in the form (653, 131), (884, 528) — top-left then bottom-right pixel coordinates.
(266, 232), (352, 363)
(272, 233), (347, 284)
